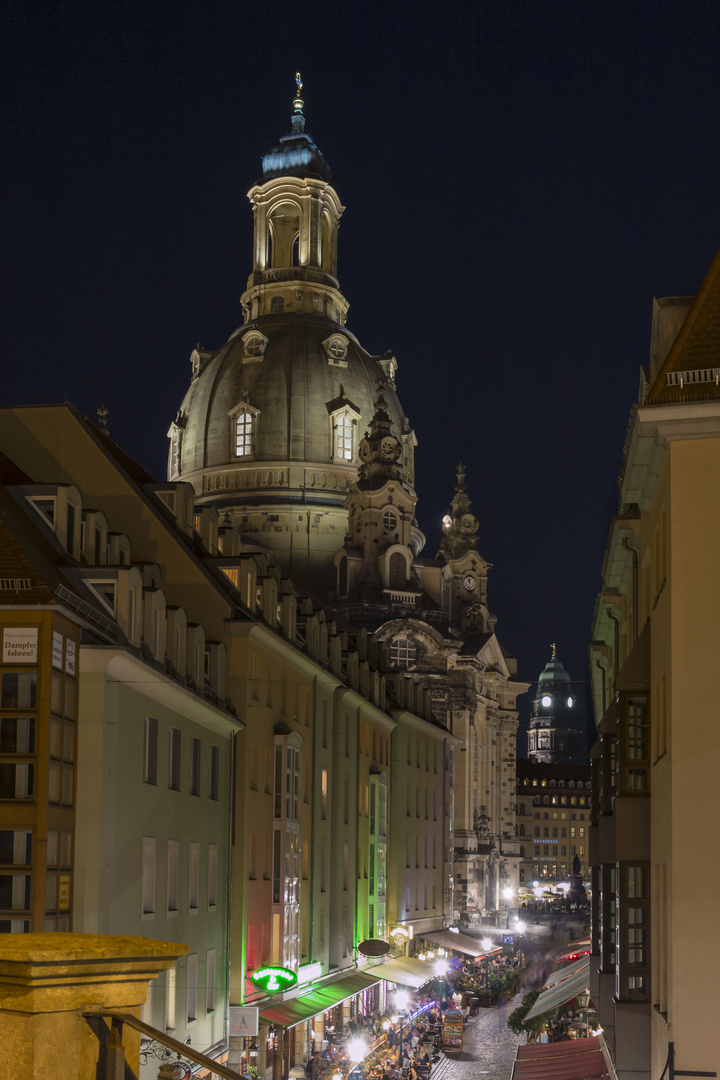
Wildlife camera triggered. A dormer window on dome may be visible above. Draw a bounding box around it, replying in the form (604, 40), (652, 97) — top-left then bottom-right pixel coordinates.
(229, 402), (259, 458)
(242, 332), (268, 364)
(324, 334), (348, 367)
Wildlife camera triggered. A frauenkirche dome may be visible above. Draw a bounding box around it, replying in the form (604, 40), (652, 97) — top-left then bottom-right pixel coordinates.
(168, 77), (417, 594)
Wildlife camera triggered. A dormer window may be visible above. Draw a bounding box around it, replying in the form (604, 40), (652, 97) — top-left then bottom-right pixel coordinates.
(323, 334), (348, 367)
(335, 411), (354, 461)
(235, 411), (254, 456)
(242, 332), (268, 363)
(229, 401), (259, 458)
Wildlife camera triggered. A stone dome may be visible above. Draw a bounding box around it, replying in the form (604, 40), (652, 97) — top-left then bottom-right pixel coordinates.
(173, 314), (410, 508)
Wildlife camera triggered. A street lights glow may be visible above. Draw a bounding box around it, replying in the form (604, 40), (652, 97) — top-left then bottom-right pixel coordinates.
(481, 937), (493, 951)
(347, 1039), (368, 1062)
(516, 920), (526, 932)
(434, 959), (449, 976)
(394, 990), (411, 1012)
(502, 888), (513, 901)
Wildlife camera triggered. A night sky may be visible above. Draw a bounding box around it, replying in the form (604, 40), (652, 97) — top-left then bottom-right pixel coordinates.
(3, 2), (720, 751)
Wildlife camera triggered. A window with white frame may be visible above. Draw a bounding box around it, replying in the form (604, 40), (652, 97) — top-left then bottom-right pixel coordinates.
(235, 409), (255, 457)
(334, 411), (354, 461)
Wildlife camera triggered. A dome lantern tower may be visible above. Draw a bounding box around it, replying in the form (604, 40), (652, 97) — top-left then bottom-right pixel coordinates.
(242, 74), (347, 325)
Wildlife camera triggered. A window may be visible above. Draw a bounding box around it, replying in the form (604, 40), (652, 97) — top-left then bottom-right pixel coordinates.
(0, 718), (35, 754)
(188, 843), (199, 912)
(190, 738), (201, 797)
(270, 296), (285, 313)
(235, 410), (255, 457)
(165, 965), (176, 1031)
(389, 552), (406, 588)
(167, 840), (179, 915)
(389, 635), (416, 669)
(383, 509), (397, 531)
(209, 745), (219, 800)
(624, 695), (649, 793)
(208, 844), (218, 909)
(335, 412), (354, 461)
(328, 338), (347, 360)
(143, 718), (158, 785)
(0, 831), (31, 866)
(186, 953), (197, 1024)
(142, 837), (156, 919)
(1, 673), (37, 708)
(206, 949), (216, 1013)
(168, 729), (181, 791)
(244, 335), (265, 358)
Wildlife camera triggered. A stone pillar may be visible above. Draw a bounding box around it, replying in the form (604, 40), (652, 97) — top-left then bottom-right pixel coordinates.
(0, 932), (189, 1079)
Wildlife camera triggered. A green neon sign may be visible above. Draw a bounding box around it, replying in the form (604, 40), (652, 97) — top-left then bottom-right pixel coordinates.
(250, 966), (298, 993)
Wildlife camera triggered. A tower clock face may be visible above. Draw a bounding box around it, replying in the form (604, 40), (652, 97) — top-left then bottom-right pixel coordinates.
(567, 696), (573, 707)
(463, 574), (476, 592)
(380, 436), (397, 457)
(442, 515), (453, 533)
(359, 440), (371, 462)
(461, 514), (476, 531)
(541, 695), (552, 707)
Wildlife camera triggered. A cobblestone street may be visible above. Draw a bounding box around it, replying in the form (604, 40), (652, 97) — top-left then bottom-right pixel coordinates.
(427, 918), (584, 1080)
(431, 994), (525, 1080)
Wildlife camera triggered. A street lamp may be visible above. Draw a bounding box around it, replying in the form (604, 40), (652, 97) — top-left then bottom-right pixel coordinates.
(502, 887), (513, 929)
(394, 990), (410, 1066)
(481, 938), (493, 990)
(575, 990), (591, 1037)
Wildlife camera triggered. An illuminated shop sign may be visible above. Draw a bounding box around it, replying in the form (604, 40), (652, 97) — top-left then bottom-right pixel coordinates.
(250, 966), (298, 993)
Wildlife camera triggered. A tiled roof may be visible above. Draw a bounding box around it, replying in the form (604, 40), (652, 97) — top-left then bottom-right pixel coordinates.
(0, 516), (56, 605)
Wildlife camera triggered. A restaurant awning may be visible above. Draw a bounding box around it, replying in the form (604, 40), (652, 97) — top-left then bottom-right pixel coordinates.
(369, 957), (438, 989)
(540, 956), (590, 991)
(421, 930), (502, 959)
(259, 971), (380, 1029)
(555, 938), (591, 963)
(511, 1036), (618, 1079)
(524, 963), (590, 1022)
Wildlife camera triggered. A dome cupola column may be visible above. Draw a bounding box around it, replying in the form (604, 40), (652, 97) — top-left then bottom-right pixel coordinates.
(242, 74), (348, 324)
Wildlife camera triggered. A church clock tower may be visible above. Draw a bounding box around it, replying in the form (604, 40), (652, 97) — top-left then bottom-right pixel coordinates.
(528, 648), (584, 763)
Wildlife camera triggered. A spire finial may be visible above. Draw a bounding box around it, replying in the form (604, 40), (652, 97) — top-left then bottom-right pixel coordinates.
(456, 462), (466, 490)
(551, 642), (557, 660)
(293, 71), (304, 113)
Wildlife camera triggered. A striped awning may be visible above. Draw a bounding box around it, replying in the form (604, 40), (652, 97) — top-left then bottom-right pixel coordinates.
(259, 971), (380, 1029)
(524, 963), (590, 1022)
(422, 930), (502, 959)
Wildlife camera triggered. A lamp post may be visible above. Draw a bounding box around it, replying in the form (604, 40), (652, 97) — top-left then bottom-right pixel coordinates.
(575, 990), (590, 1037)
(481, 938), (493, 991)
(502, 887), (513, 929)
(394, 990), (410, 1068)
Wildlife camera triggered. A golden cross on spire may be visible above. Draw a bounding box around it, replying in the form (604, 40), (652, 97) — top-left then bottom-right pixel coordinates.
(294, 71), (304, 113)
(551, 642), (557, 660)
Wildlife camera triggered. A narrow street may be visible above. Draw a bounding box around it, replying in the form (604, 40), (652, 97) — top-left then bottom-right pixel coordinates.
(429, 919), (582, 1080)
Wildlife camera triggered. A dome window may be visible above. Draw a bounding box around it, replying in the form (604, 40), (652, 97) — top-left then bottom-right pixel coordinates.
(242, 332), (268, 364)
(389, 635), (416, 670)
(229, 402), (259, 458)
(323, 334), (348, 367)
(334, 411), (354, 462)
(383, 508), (398, 532)
(270, 296), (285, 314)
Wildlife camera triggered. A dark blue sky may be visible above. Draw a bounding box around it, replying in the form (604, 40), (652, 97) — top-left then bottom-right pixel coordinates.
(3, 1), (720, 749)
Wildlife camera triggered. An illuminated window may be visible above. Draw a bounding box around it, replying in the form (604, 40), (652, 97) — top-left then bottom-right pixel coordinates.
(389, 635), (416, 669)
(235, 410), (255, 457)
(335, 412), (354, 461)
(244, 335), (265, 357)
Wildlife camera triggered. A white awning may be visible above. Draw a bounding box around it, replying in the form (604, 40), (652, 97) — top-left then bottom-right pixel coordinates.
(541, 956), (590, 991)
(422, 930), (502, 959)
(524, 965), (591, 1022)
(369, 957), (438, 989)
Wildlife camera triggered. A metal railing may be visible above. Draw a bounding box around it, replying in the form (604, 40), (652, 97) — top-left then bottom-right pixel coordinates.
(83, 1009), (242, 1080)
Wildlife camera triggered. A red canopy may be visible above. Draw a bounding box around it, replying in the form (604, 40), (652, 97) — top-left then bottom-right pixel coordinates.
(512, 1038), (617, 1080)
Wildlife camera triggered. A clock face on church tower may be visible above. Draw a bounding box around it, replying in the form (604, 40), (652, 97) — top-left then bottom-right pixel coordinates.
(463, 574), (476, 592)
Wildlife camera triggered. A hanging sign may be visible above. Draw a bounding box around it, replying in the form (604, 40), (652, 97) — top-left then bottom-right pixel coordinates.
(250, 966), (298, 993)
(229, 1006), (259, 1036)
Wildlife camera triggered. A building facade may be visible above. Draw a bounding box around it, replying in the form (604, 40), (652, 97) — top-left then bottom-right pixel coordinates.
(515, 760), (591, 887)
(589, 251), (720, 1080)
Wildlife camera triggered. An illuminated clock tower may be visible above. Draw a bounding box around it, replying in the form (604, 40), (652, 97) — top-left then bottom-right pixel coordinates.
(528, 647), (585, 763)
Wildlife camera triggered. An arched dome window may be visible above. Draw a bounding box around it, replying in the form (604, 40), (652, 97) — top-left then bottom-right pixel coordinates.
(335, 411), (354, 461)
(231, 405), (258, 458)
(389, 552), (406, 589)
(389, 635), (416, 670)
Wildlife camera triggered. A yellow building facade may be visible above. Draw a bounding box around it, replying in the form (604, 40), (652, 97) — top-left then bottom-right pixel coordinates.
(590, 255), (720, 1080)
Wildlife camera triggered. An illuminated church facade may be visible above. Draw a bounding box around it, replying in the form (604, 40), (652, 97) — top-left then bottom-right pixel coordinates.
(168, 81), (529, 921)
